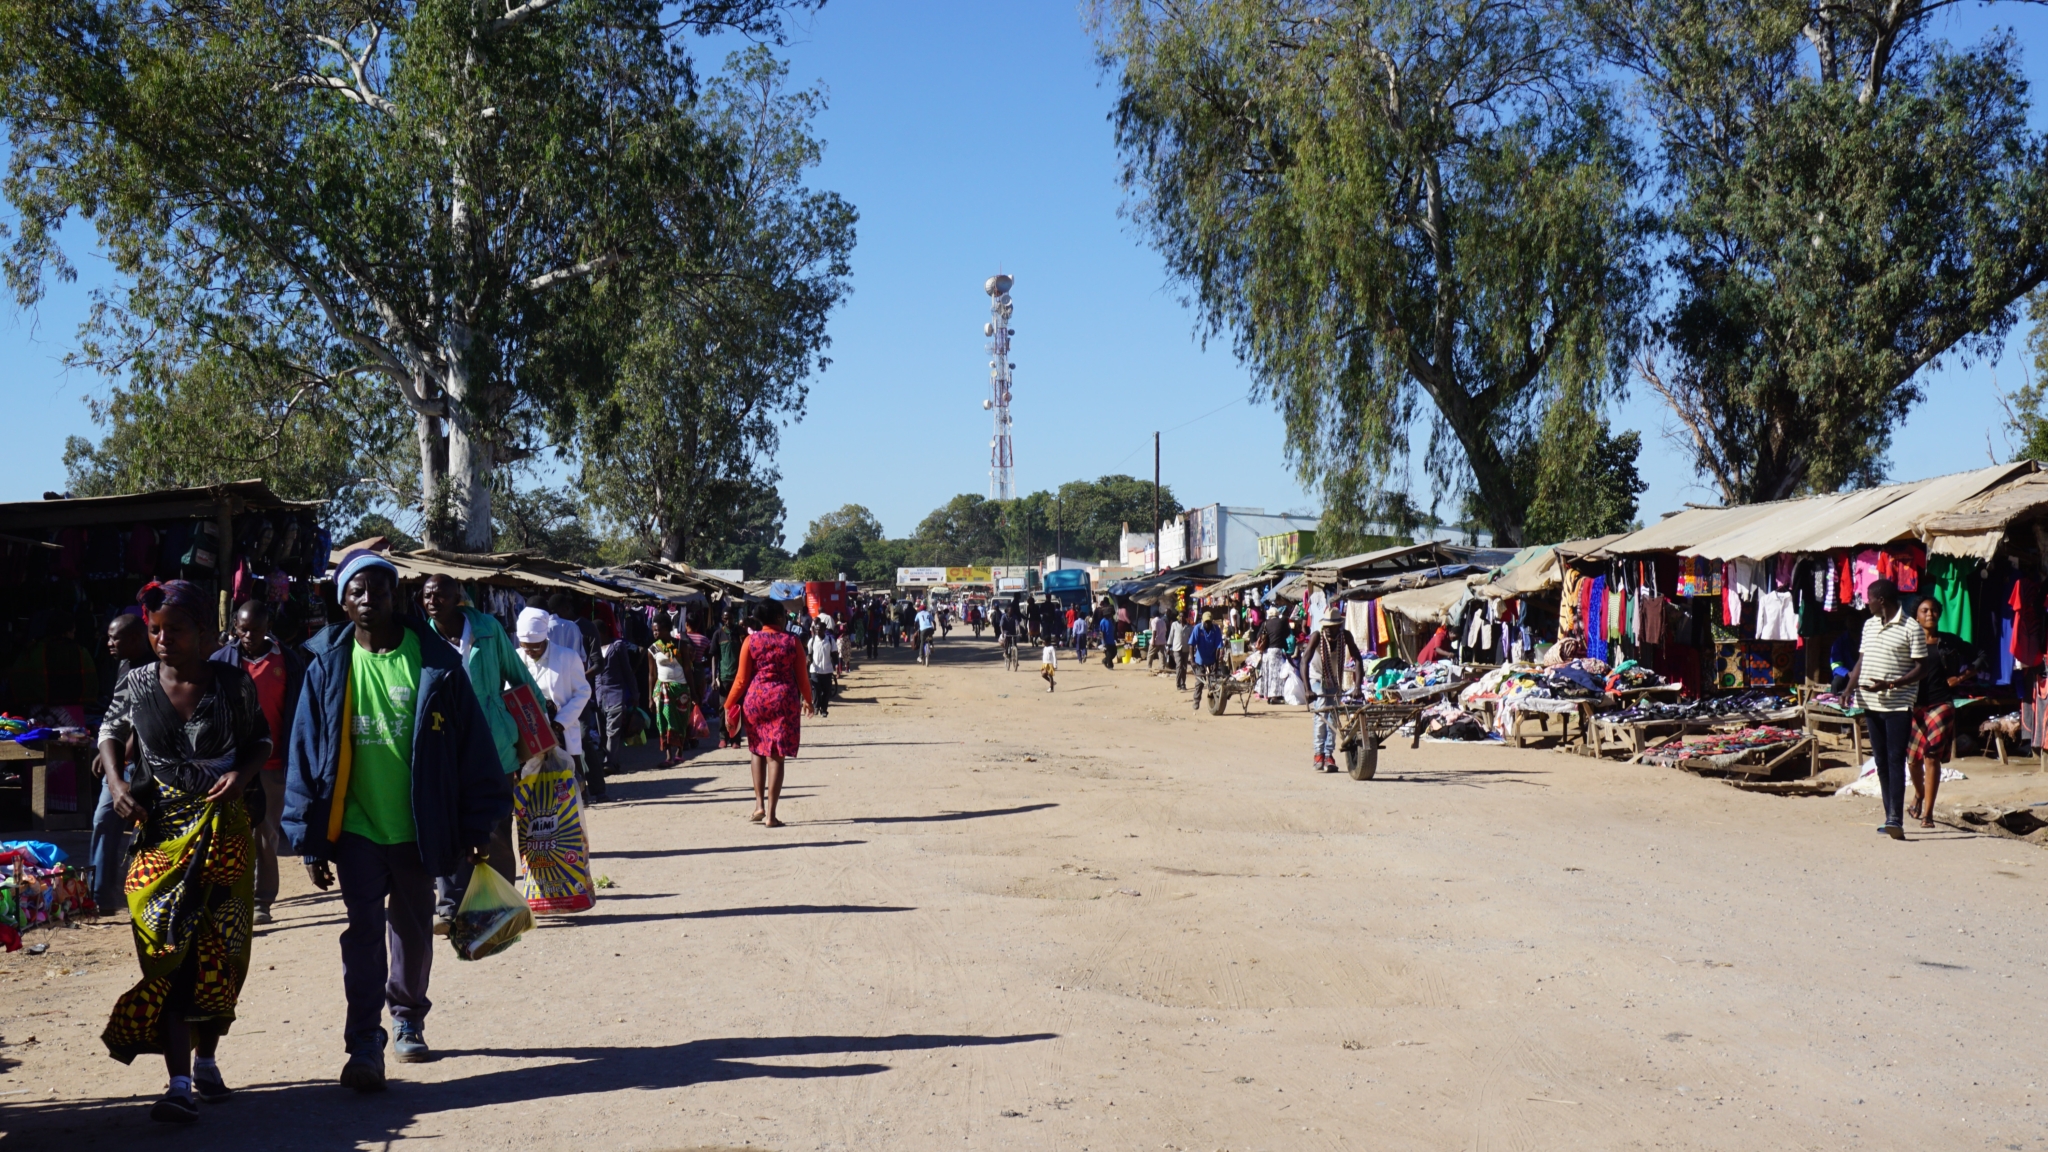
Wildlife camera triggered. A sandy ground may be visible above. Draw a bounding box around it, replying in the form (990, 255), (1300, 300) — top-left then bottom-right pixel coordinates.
(5, 634), (2047, 1151)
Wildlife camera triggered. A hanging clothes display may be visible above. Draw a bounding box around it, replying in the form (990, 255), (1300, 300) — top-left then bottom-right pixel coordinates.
(1927, 555), (1978, 642)
(1585, 575), (1609, 663)
(1755, 591), (1798, 641)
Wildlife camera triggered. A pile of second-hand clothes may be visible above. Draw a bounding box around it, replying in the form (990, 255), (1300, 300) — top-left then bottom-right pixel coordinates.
(1638, 724), (1806, 768)
(1607, 689), (1793, 724)
(1457, 658), (1621, 740)
(1373, 659), (1468, 701)
(1401, 699), (1493, 741)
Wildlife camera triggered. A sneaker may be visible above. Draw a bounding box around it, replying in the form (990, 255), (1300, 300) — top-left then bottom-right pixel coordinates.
(432, 913), (451, 937)
(340, 1034), (387, 1093)
(192, 1063), (232, 1102)
(149, 1089), (200, 1123)
(392, 1021), (431, 1063)
(252, 905), (273, 925)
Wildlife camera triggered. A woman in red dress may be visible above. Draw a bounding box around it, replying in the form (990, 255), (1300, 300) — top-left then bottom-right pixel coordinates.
(723, 600), (813, 827)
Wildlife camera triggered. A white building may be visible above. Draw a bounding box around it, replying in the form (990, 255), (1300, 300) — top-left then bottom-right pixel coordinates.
(1158, 505), (1322, 576)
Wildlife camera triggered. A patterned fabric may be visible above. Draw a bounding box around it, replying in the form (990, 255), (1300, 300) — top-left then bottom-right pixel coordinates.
(100, 662), (263, 1063)
(1909, 702), (1956, 765)
(515, 755), (595, 913)
(102, 776), (254, 1063)
(652, 681), (691, 740)
(740, 630), (806, 759)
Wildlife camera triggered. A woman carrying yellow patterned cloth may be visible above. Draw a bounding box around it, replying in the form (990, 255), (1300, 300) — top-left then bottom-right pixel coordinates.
(96, 579), (271, 1124)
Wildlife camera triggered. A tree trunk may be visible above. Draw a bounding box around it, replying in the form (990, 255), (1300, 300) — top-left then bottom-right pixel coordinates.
(439, 322), (495, 552)
(415, 410), (449, 549)
(447, 413), (494, 552)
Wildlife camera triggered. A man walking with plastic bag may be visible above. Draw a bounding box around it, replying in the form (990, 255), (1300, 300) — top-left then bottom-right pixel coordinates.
(283, 551), (511, 1093)
(422, 573), (540, 934)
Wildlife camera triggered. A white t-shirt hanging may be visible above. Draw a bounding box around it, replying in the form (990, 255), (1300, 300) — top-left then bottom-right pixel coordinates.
(1755, 591), (1799, 641)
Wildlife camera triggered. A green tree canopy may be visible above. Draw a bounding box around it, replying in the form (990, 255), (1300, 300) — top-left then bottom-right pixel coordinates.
(570, 48), (853, 565)
(1098, 0), (1649, 547)
(1588, 0), (2048, 501)
(1, 0), (816, 549)
(805, 503), (885, 548)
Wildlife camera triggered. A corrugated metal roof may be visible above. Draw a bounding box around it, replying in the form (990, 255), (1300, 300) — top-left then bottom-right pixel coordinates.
(1378, 576), (1481, 624)
(1805, 462), (2033, 550)
(1915, 468), (2048, 536)
(1598, 463), (2036, 560)
(1592, 502), (1781, 556)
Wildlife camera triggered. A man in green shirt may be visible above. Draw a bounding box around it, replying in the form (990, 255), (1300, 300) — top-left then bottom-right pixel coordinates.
(282, 551), (510, 1092)
(422, 573), (540, 929)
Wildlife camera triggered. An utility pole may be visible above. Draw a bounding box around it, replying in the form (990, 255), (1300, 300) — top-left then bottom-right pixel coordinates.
(1055, 493), (1063, 562)
(1152, 431), (1161, 573)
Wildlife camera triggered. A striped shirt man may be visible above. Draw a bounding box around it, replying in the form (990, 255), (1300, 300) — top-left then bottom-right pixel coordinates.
(1855, 608), (1927, 712)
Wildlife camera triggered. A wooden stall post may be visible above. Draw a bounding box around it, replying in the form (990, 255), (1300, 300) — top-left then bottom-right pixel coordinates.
(215, 496), (236, 633)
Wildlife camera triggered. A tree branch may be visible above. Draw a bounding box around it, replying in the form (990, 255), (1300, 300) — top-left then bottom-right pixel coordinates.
(1638, 351), (1738, 504)
(524, 251), (623, 292)
(486, 0), (563, 35)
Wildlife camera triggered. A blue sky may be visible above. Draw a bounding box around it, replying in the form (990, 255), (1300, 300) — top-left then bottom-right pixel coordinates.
(5, 2), (2046, 547)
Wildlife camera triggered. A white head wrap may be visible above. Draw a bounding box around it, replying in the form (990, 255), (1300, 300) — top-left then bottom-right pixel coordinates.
(516, 606), (553, 643)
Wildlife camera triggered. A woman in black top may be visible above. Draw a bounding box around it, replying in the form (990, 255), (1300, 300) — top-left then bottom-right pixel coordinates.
(98, 580), (270, 1122)
(1908, 596), (1981, 828)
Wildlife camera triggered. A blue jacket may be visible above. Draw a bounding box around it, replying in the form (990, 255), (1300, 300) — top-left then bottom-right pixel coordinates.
(282, 617), (512, 876)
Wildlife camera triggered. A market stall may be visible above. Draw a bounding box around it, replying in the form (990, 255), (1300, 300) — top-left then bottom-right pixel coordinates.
(1559, 461), (2045, 766)
(0, 481), (332, 836)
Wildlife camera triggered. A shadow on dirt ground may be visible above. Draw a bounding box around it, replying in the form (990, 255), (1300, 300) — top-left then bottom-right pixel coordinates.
(0, 1032), (1058, 1148)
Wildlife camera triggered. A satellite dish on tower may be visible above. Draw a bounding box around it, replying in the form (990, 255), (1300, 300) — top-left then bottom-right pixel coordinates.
(985, 274), (1014, 296)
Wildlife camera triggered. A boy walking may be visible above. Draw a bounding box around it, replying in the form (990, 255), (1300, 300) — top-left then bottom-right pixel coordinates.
(1041, 643), (1059, 692)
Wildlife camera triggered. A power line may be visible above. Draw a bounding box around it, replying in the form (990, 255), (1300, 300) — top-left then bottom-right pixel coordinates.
(1107, 396), (1247, 471)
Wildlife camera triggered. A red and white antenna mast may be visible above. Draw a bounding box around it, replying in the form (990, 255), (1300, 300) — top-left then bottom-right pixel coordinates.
(983, 274), (1015, 500)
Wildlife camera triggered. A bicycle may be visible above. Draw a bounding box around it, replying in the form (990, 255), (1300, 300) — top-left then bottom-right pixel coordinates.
(1002, 635), (1020, 671)
(918, 628), (936, 666)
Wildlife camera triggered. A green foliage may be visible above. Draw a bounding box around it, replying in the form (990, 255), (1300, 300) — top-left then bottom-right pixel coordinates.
(912, 494), (1007, 565)
(689, 480), (791, 579)
(0, 0), (817, 549)
(491, 482), (603, 566)
(1099, 0), (1648, 546)
(2005, 290), (2048, 465)
(1590, 0), (2048, 502)
(805, 504), (884, 548)
(344, 513), (421, 553)
(571, 49), (853, 567)
(59, 337), (410, 527)
(1519, 404), (1645, 544)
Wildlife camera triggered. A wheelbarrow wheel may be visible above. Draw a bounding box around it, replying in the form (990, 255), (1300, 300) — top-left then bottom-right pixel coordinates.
(1346, 738), (1377, 780)
(1206, 684), (1229, 716)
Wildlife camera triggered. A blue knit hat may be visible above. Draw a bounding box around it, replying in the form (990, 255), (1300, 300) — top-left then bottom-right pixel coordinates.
(333, 549), (399, 603)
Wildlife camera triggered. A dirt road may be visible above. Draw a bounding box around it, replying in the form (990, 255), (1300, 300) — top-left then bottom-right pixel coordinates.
(6, 636), (2046, 1150)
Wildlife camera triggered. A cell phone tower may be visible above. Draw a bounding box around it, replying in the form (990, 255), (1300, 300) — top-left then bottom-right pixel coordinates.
(983, 274), (1016, 501)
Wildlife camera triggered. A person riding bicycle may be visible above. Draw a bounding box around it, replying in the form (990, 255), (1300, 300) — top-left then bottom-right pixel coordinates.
(997, 603), (1019, 670)
(1301, 605), (1363, 771)
(914, 603), (937, 662)
(1188, 610), (1228, 712)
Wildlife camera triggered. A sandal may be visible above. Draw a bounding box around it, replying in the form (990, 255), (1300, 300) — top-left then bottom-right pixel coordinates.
(749, 809), (766, 823)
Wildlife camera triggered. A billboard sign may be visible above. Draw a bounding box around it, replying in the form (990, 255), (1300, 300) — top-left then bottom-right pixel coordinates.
(897, 567), (947, 586)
